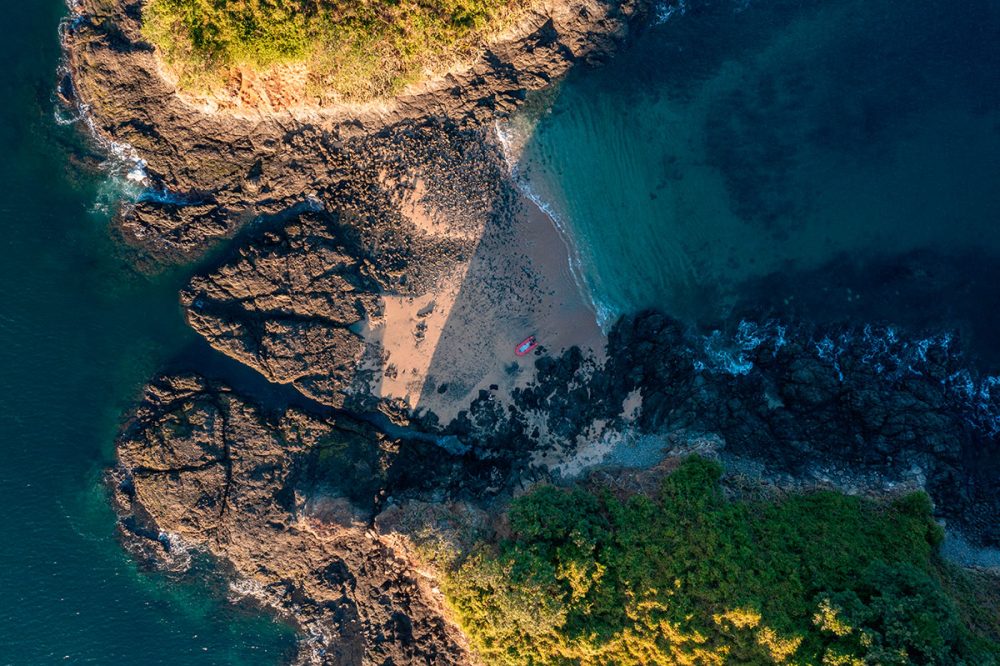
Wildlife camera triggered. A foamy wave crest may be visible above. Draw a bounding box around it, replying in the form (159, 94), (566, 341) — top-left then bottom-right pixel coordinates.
(155, 531), (195, 572)
(52, 63), (86, 127)
(812, 325), (954, 383)
(654, 0), (688, 24)
(81, 105), (153, 214)
(53, 105), (83, 127)
(58, 5), (161, 214)
(54, 8), (86, 126)
(654, 0), (755, 25)
(943, 371), (1000, 435)
(693, 320), (787, 375)
(695, 321), (953, 380)
(694, 320), (1000, 435)
(228, 576), (270, 602)
(493, 119), (524, 172)
(494, 119), (618, 330)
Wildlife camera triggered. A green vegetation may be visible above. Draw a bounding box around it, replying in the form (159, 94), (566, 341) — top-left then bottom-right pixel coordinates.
(444, 458), (1000, 665)
(142, 0), (526, 100)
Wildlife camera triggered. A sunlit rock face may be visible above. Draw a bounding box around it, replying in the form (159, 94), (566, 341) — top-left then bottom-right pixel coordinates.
(61, 0), (650, 266)
(113, 374), (475, 666)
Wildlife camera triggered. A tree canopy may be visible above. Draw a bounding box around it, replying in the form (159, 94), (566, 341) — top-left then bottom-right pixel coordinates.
(444, 458), (1000, 665)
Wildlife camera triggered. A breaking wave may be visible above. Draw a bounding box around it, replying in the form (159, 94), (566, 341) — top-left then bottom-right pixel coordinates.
(694, 320), (1000, 436)
(653, 0), (688, 24)
(56, 3), (170, 216)
(494, 119), (617, 330)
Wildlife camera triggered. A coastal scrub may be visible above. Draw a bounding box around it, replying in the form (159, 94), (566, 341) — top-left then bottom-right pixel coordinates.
(141, 0), (528, 101)
(443, 458), (1000, 665)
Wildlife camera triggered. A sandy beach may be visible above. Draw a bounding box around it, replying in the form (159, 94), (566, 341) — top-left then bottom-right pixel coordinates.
(360, 182), (606, 424)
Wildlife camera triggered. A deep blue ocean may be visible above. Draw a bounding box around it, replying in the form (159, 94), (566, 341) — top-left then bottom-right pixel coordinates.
(1, 0), (999, 662)
(0, 1), (296, 662)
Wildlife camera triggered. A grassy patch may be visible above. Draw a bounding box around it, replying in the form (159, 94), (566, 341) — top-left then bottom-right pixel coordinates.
(141, 0), (527, 101)
(444, 458), (1000, 665)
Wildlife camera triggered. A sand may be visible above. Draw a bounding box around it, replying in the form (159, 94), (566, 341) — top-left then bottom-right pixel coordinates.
(360, 184), (606, 423)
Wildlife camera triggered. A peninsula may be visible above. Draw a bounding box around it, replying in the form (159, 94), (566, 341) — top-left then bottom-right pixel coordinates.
(60, 0), (1000, 663)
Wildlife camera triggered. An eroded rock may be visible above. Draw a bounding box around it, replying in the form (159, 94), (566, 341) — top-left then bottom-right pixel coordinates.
(181, 214), (381, 407)
(113, 374), (474, 665)
(489, 313), (1000, 546)
(62, 0), (649, 265)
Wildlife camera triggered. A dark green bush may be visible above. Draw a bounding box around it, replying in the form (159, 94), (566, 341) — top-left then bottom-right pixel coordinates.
(444, 457), (1000, 665)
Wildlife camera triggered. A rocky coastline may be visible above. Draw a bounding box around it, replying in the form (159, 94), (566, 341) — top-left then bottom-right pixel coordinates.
(60, 0), (646, 267)
(61, 0), (1000, 663)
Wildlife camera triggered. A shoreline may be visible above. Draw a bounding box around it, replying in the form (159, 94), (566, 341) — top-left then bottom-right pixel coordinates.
(358, 176), (607, 424)
(494, 118), (619, 333)
(58, 0), (1000, 661)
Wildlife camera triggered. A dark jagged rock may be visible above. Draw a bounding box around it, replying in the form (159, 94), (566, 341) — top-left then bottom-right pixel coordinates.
(120, 200), (239, 261)
(484, 312), (1000, 547)
(112, 374), (475, 665)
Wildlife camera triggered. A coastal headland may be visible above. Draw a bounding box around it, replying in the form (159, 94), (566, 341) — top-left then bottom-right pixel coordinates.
(61, 0), (999, 663)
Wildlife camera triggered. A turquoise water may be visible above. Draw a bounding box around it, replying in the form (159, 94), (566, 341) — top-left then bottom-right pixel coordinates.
(0, 2), (295, 661)
(514, 0), (1000, 334)
(4, 0), (1000, 662)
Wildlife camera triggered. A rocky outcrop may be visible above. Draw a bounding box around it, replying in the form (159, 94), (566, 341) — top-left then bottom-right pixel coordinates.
(69, 0), (1000, 661)
(472, 313), (1000, 546)
(111, 314), (1000, 664)
(61, 0), (648, 265)
(176, 122), (511, 408)
(64, 0), (647, 658)
(181, 214), (380, 408)
(112, 374), (478, 665)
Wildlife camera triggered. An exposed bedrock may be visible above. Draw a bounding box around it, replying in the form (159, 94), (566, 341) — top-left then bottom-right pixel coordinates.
(177, 124), (511, 409)
(110, 317), (1000, 663)
(171, 197), (1000, 548)
(486, 312), (1000, 547)
(181, 213), (381, 409)
(112, 374), (495, 665)
(61, 0), (649, 265)
(74, 0), (1000, 659)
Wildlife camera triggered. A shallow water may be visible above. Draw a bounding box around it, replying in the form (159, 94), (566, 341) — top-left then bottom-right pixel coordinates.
(0, 1), (295, 661)
(4, 0), (1000, 661)
(513, 0), (1000, 344)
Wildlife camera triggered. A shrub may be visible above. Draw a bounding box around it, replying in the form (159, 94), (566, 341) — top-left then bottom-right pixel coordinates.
(142, 0), (526, 100)
(443, 457), (1000, 665)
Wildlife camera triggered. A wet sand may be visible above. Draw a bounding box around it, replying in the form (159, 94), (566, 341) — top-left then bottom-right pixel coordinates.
(361, 185), (606, 423)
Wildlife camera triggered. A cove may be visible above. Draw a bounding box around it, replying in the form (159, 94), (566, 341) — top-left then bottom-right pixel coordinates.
(511, 0), (1000, 355)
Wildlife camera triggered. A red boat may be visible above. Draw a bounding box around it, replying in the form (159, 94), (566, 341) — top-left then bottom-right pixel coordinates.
(514, 336), (538, 356)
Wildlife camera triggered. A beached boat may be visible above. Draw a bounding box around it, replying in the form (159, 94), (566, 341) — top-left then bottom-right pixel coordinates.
(515, 336), (538, 356)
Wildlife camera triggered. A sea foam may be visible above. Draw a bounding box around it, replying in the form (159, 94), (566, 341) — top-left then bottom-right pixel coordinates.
(494, 119), (618, 331)
(694, 320), (1000, 436)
